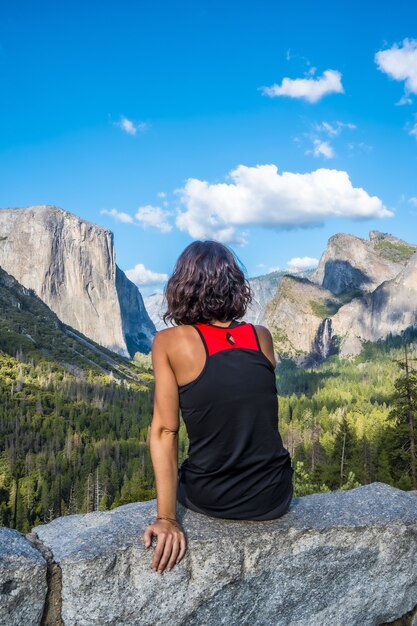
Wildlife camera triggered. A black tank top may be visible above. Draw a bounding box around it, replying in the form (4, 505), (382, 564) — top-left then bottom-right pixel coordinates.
(176, 319), (294, 520)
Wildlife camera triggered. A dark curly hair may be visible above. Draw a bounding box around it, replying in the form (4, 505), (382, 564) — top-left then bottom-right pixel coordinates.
(162, 240), (253, 326)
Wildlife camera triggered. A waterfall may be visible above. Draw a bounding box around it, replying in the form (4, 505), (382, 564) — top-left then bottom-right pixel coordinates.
(311, 318), (334, 362)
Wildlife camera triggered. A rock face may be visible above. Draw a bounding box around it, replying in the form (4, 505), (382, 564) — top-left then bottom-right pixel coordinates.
(246, 269), (316, 325)
(245, 271), (289, 324)
(266, 231), (417, 362)
(115, 266), (156, 355)
(311, 231), (415, 295)
(333, 249), (417, 356)
(0, 205), (156, 357)
(143, 291), (168, 331)
(0, 482), (413, 625)
(0, 528), (47, 626)
(263, 275), (341, 363)
(0, 264), (151, 383)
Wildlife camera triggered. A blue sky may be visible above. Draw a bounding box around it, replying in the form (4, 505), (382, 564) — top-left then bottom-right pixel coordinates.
(1, 0), (417, 297)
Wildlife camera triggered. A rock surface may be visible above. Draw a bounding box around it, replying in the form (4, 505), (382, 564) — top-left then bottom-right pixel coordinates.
(24, 482), (417, 626)
(333, 249), (417, 356)
(262, 231), (417, 361)
(143, 291), (168, 330)
(311, 231), (415, 295)
(0, 527), (47, 626)
(0, 205), (156, 357)
(263, 274), (340, 362)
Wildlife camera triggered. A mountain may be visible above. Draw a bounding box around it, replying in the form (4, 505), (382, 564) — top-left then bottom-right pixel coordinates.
(0, 263), (150, 384)
(332, 247), (417, 357)
(245, 269), (315, 323)
(263, 274), (342, 364)
(144, 269), (315, 329)
(270, 231), (417, 364)
(0, 205), (156, 358)
(143, 291), (167, 331)
(310, 230), (415, 294)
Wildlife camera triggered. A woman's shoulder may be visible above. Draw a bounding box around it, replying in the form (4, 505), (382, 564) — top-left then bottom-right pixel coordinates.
(151, 324), (196, 349)
(253, 324), (273, 340)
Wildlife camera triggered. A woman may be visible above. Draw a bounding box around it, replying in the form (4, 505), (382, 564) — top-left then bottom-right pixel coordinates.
(142, 240), (294, 574)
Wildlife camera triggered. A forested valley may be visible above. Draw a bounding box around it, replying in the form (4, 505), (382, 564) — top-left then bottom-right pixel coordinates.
(1, 324), (417, 533)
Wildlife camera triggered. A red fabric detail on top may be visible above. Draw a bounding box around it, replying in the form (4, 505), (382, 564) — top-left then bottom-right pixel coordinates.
(194, 323), (259, 357)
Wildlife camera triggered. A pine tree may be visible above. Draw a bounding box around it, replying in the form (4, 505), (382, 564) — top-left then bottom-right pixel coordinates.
(325, 412), (359, 489)
(387, 343), (417, 489)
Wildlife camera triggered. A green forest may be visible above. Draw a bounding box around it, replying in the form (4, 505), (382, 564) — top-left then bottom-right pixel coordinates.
(1, 330), (416, 533)
(1, 267), (417, 532)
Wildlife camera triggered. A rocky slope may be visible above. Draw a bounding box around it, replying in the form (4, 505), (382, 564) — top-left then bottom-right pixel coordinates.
(263, 275), (342, 363)
(270, 231), (417, 363)
(143, 291), (168, 331)
(245, 269), (315, 324)
(0, 205), (156, 357)
(332, 248), (417, 356)
(0, 264), (150, 385)
(310, 230), (415, 294)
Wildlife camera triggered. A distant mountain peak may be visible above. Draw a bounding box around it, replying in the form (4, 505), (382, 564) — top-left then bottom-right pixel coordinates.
(1, 204), (114, 235)
(0, 205), (155, 357)
(368, 229), (415, 246)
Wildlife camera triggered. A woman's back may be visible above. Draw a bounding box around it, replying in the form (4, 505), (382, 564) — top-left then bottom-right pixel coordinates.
(177, 319), (294, 520)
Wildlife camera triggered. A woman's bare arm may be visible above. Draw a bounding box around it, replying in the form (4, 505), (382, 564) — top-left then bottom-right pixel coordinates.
(142, 330), (187, 573)
(149, 330), (180, 518)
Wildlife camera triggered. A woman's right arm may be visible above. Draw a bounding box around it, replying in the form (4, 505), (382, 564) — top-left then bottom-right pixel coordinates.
(142, 330), (187, 573)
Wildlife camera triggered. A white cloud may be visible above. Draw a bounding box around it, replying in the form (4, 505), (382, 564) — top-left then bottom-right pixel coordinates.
(157, 192), (167, 198)
(261, 69), (344, 103)
(125, 263), (169, 286)
(100, 208), (134, 224)
(314, 120), (357, 136)
(375, 38), (417, 102)
(301, 120), (356, 160)
(347, 141), (373, 152)
(175, 164), (394, 243)
(410, 123), (417, 139)
(397, 94), (413, 106)
(286, 256), (319, 272)
(307, 139), (335, 159)
(135, 205), (172, 233)
(409, 196), (417, 206)
(116, 116), (148, 135)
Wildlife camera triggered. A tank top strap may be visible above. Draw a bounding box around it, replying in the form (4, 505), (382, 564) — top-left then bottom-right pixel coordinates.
(191, 323), (210, 358)
(248, 323), (264, 352)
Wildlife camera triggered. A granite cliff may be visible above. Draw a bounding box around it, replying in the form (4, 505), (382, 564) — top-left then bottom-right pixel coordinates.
(0, 205), (156, 357)
(1, 483), (417, 625)
(332, 246), (417, 356)
(266, 231), (417, 364)
(262, 275), (341, 362)
(310, 230), (415, 294)
(0, 264), (149, 383)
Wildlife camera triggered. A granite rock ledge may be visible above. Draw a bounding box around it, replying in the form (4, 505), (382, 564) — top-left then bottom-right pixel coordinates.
(1, 482), (417, 626)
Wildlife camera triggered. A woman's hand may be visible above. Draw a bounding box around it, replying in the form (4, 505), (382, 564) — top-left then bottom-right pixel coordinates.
(143, 518), (187, 573)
